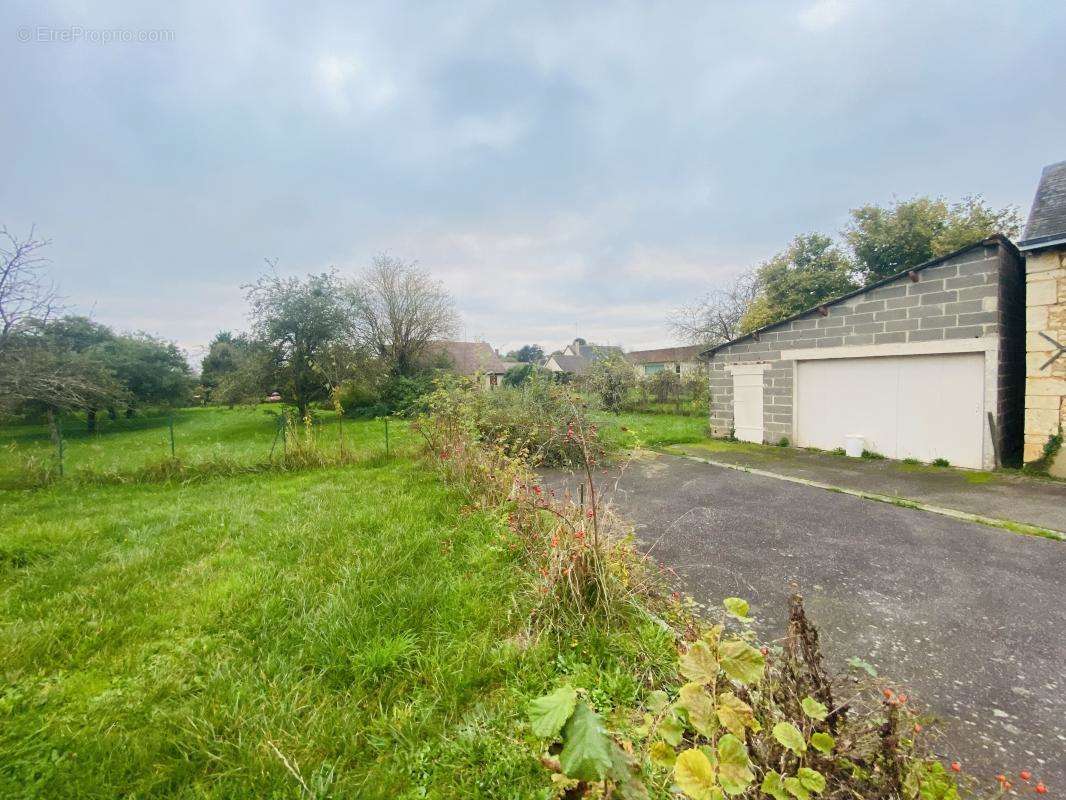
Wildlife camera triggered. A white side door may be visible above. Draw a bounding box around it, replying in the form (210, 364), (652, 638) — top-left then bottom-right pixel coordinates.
(730, 364), (766, 443)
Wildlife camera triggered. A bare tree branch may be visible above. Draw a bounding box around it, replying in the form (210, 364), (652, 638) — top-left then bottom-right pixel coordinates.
(668, 270), (758, 347)
(0, 225), (60, 347)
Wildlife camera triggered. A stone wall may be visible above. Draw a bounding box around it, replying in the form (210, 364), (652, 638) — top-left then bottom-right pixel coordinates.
(708, 241), (1019, 460)
(1023, 248), (1066, 476)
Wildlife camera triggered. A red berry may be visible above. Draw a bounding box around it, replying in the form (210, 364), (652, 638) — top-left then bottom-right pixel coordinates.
(1021, 772), (1032, 782)
(1035, 784), (1047, 795)
(950, 762), (961, 773)
(760, 646), (769, 656)
(913, 723), (922, 733)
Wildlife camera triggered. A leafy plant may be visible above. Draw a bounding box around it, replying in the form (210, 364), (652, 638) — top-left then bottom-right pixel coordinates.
(528, 596), (977, 799)
(932, 457), (951, 467)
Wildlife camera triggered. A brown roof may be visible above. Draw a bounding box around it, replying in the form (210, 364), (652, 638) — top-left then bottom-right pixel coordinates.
(424, 341), (509, 375)
(626, 344), (705, 365)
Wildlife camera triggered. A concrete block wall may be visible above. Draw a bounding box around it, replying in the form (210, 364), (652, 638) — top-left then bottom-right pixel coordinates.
(1023, 248), (1066, 476)
(708, 242), (1012, 450)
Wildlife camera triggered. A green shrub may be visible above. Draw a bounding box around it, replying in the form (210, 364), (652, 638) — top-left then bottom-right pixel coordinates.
(586, 355), (639, 413)
(861, 449), (885, 460)
(932, 457), (950, 467)
(502, 363), (535, 387)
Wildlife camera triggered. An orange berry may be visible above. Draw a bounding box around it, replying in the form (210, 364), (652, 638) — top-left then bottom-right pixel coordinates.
(950, 762), (962, 772)
(883, 688), (895, 699)
(913, 723), (922, 733)
(1021, 772), (1032, 782)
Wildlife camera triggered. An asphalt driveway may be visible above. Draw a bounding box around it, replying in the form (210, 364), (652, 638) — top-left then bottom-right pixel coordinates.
(545, 454), (1066, 784)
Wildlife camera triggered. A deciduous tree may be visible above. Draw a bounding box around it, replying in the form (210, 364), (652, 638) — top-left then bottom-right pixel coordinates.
(845, 195), (1020, 282)
(740, 234), (857, 332)
(350, 255), (458, 377)
(243, 266), (356, 418)
(506, 344), (545, 363)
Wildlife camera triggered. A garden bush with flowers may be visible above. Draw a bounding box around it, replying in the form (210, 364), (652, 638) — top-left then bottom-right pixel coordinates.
(413, 377), (1051, 800)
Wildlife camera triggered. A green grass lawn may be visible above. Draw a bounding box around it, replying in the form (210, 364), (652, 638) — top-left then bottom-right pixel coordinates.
(0, 410), (674, 798)
(592, 411), (710, 451)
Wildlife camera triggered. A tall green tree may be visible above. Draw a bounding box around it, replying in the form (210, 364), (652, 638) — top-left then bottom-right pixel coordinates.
(200, 331), (251, 401)
(104, 333), (192, 411)
(244, 268), (355, 417)
(506, 344), (545, 363)
(845, 195), (1020, 282)
(740, 234), (857, 332)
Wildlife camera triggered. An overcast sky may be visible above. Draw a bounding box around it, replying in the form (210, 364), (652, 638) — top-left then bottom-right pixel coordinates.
(4, 1), (1065, 362)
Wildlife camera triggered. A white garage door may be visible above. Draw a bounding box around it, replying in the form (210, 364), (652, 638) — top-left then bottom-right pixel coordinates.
(795, 353), (985, 468)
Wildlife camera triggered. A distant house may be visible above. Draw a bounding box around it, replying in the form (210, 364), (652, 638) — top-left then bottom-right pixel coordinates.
(424, 340), (512, 388)
(627, 345), (705, 377)
(543, 338), (623, 376)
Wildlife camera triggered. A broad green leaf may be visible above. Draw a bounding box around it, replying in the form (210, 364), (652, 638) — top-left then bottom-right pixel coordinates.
(678, 682), (718, 738)
(801, 696), (828, 721)
(761, 771), (790, 800)
(810, 732), (835, 754)
(680, 641), (719, 684)
(659, 712), (684, 746)
(674, 748), (720, 800)
(716, 734), (754, 796)
(797, 768), (826, 795)
(559, 702), (612, 781)
(772, 722), (807, 755)
(716, 692), (757, 738)
(719, 639), (765, 685)
(784, 776), (811, 800)
(723, 597), (751, 621)
(702, 623), (725, 649)
(649, 740), (677, 768)
(847, 656), (878, 677)
(528, 684), (577, 738)
(646, 689), (670, 715)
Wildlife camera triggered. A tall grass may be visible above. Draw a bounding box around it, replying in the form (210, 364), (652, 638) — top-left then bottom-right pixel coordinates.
(0, 411), (677, 797)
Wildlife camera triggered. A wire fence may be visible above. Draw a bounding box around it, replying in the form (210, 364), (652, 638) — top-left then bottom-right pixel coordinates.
(2, 407), (400, 488)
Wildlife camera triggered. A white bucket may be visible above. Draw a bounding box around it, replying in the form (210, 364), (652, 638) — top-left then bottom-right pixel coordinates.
(844, 434), (865, 458)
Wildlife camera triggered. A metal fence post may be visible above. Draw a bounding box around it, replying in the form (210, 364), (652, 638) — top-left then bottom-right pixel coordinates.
(57, 416), (64, 478)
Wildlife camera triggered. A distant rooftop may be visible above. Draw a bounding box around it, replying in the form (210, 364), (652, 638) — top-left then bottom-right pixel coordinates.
(1019, 160), (1066, 250)
(626, 344), (705, 364)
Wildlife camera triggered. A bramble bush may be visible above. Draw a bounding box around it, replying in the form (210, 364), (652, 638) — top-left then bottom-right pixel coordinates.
(414, 375), (657, 628)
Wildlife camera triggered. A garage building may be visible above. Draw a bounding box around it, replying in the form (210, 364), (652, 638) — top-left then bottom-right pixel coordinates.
(703, 236), (1025, 469)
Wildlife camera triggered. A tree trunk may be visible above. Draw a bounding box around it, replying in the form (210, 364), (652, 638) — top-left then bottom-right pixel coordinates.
(87, 408), (97, 432)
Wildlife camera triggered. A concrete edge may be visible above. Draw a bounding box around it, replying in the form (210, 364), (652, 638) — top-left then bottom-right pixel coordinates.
(674, 453), (1066, 542)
